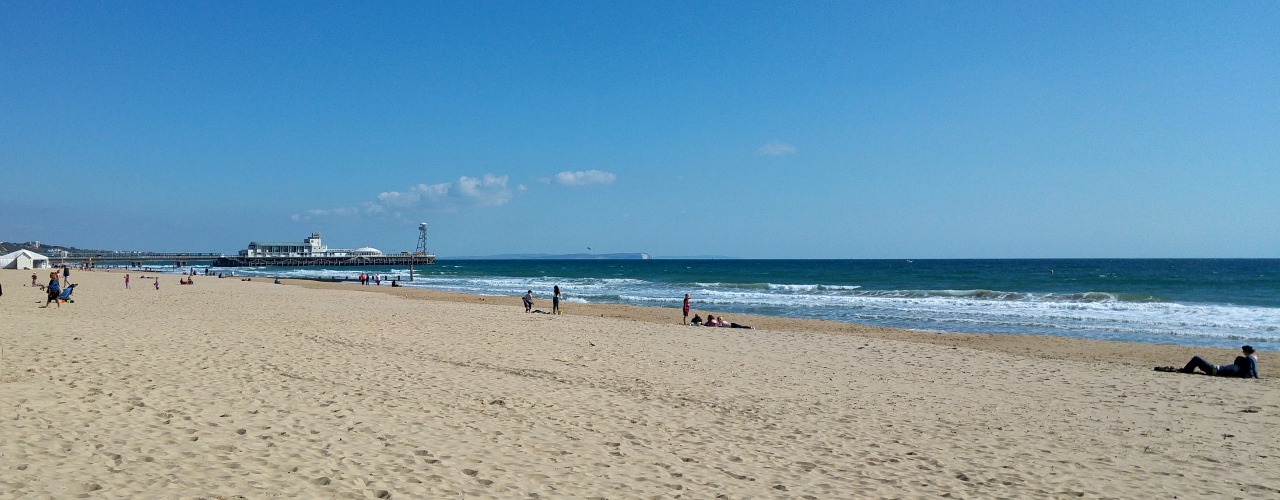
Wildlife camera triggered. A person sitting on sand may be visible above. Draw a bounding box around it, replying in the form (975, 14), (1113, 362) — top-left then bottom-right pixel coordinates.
(689, 314), (703, 326)
(1169, 345), (1258, 378)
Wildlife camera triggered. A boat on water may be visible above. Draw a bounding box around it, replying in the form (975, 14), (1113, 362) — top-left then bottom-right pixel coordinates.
(213, 232), (434, 267)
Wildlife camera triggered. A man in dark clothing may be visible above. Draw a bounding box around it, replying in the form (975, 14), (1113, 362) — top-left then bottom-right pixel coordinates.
(1178, 345), (1259, 378)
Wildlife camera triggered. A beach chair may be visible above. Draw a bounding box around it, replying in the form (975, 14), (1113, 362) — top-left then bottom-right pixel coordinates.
(59, 284), (77, 303)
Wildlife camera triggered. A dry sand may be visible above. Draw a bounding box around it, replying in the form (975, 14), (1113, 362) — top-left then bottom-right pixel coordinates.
(1, 268), (1277, 498)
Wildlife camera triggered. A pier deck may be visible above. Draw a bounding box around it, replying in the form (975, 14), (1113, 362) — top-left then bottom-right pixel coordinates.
(213, 254), (435, 267)
(48, 251), (434, 268)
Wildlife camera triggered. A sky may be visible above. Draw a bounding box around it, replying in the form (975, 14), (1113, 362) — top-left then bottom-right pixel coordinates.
(2, 1), (1277, 258)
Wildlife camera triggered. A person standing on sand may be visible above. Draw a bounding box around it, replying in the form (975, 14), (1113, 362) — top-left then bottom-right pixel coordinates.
(32, 272), (38, 287)
(523, 290), (533, 312)
(683, 294), (691, 324)
(43, 273), (61, 308)
(154, 277), (159, 290)
(124, 274), (130, 289)
(552, 285), (562, 315)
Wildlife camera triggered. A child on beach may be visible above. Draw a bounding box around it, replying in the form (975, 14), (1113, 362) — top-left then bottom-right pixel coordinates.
(523, 290), (533, 312)
(42, 273), (60, 309)
(552, 285), (561, 315)
(683, 294), (691, 324)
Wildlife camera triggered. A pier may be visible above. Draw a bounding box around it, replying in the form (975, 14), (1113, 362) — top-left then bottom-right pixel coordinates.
(45, 225), (436, 269)
(49, 251), (435, 268)
(53, 251), (224, 267)
(212, 254), (435, 267)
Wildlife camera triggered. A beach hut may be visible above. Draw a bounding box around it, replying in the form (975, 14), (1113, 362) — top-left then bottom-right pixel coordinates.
(0, 249), (51, 269)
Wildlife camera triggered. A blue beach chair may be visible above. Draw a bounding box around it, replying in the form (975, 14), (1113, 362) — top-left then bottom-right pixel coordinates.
(59, 283), (77, 303)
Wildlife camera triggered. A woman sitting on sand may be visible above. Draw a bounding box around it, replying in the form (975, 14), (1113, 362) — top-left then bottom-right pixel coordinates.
(1162, 345), (1258, 378)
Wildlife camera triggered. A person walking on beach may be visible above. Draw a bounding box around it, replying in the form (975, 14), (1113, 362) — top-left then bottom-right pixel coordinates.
(31, 272), (38, 287)
(154, 277), (160, 290)
(523, 290), (534, 312)
(62, 265), (71, 287)
(124, 274), (130, 289)
(552, 285), (562, 315)
(43, 273), (61, 309)
(683, 293), (691, 324)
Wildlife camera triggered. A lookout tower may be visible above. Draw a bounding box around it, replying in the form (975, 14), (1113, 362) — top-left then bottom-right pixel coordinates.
(415, 222), (429, 256)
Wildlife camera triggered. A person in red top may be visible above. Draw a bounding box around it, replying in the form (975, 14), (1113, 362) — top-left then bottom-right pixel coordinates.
(682, 294), (691, 324)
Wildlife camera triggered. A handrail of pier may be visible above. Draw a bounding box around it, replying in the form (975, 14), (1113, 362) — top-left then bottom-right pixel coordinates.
(56, 251), (226, 259)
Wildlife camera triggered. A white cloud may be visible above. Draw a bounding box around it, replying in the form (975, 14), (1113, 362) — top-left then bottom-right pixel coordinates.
(431, 174), (514, 208)
(758, 141), (797, 156)
(552, 169), (617, 187)
(376, 175), (513, 211)
(292, 206), (363, 221)
(296, 173), (514, 220)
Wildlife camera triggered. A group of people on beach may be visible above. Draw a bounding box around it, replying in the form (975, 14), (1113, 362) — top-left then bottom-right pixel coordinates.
(10, 265), (1265, 379)
(358, 273), (389, 286)
(122, 273), (160, 290)
(523, 286), (562, 314)
(681, 294), (753, 329)
(36, 266), (81, 308)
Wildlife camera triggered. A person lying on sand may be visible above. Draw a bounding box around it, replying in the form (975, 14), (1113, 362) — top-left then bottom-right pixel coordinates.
(1156, 345), (1258, 378)
(716, 316), (754, 329)
(703, 315), (753, 329)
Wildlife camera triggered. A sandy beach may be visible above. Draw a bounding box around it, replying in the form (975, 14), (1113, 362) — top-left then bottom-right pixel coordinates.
(1, 268), (1277, 498)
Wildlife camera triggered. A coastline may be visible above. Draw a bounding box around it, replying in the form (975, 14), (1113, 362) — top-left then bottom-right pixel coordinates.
(289, 277), (1276, 378)
(2, 269), (1276, 497)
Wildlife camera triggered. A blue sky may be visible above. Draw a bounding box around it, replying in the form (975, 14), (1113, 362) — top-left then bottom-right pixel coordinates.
(2, 1), (1277, 258)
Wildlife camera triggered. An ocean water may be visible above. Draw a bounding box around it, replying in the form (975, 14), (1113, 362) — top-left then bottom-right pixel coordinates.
(189, 259), (1279, 351)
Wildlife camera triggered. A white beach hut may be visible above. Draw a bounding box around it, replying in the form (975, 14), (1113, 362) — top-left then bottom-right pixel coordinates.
(0, 249), (51, 269)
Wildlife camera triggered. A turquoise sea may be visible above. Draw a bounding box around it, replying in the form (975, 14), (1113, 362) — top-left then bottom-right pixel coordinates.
(197, 259), (1279, 351)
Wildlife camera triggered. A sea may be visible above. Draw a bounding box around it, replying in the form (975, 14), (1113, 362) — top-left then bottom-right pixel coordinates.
(166, 259), (1278, 351)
